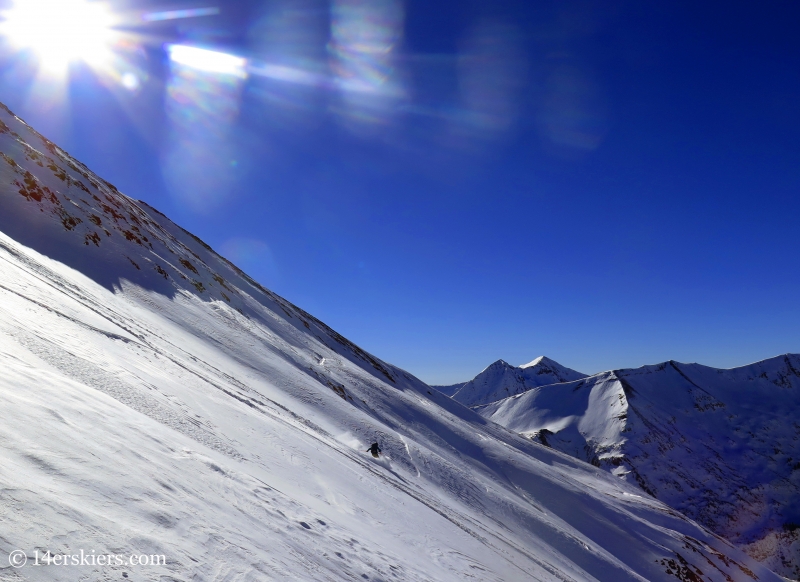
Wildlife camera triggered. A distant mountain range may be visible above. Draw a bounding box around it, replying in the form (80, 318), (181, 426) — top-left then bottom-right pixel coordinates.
(439, 355), (800, 579)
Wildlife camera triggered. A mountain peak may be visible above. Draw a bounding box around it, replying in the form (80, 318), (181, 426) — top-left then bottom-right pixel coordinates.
(520, 356), (548, 368)
(484, 358), (512, 370)
(520, 355), (572, 370)
(451, 356), (586, 407)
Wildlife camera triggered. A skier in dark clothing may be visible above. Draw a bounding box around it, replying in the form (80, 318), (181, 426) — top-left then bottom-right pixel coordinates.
(366, 442), (382, 458)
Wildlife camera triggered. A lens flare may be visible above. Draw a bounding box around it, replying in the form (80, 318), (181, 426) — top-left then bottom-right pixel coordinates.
(121, 72), (140, 91)
(163, 46), (248, 212)
(167, 45), (248, 78)
(0, 0), (115, 75)
(538, 65), (608, 154)
(328, 0), (406, 129)
(142, 7), (220, 22)
(329, 0), (403, 90)
(458, 21), (527, 135)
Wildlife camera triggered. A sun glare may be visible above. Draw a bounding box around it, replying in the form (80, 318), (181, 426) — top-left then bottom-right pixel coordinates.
(167, 45), (248, 78)
(1, 0), (115, 74)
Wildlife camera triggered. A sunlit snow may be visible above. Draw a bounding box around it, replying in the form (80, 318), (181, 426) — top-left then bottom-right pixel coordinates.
(0, 102), (784, 581)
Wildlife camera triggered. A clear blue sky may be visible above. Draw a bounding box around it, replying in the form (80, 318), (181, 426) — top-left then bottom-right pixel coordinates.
(1, 0), (799, 384)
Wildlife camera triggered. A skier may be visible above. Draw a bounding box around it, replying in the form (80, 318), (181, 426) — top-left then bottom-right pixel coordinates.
(366, 442), (382, 458)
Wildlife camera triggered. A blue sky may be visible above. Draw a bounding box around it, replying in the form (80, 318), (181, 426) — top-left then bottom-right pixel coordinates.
(1, 0), (798, 384)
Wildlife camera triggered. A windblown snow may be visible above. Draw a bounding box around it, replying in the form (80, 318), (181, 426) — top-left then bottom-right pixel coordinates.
(0, 102), (785, 581)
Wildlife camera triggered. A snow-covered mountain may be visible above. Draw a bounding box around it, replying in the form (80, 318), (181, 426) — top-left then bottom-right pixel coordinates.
(476, 357), (800, 579)
(0, 101), (784, 581)
(446, 356), (587, 407)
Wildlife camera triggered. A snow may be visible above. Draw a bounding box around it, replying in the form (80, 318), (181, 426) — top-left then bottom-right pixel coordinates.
(0, 102), (786, 581)
(476, 359), (800, 580)
(448, 356), (587, 407)
(429, 382), (465, 397)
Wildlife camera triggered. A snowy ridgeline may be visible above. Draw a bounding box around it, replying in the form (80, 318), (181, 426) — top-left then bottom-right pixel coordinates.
(454, 356), (800, 579)
(440, 356), (588, 407)
(0, 102), (786, 581)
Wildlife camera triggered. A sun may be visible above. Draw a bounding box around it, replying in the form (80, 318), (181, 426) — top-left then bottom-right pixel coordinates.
(1, 0), (115, 75)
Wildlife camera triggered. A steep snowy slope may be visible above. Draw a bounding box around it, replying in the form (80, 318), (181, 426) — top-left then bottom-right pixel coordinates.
(449, 356), (587, 407)
(430, 381), (465, 397)
(0, 102), (783, 581)
(476, 358), (800, 579)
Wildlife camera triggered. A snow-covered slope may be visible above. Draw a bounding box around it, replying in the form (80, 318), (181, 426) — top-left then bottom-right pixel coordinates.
(449, 356), (587, 407)
(430, 381), (465, 397)
(476, 358), (800, 579)
(0, 102), (783, 581)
